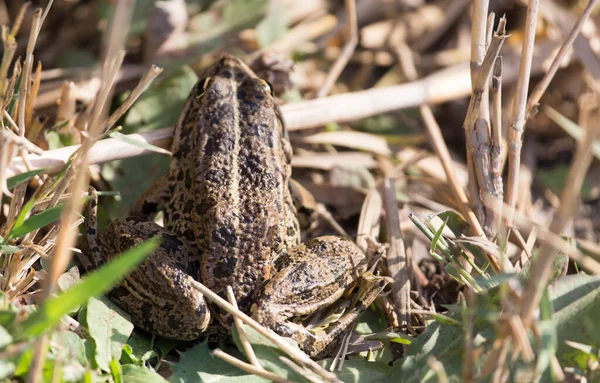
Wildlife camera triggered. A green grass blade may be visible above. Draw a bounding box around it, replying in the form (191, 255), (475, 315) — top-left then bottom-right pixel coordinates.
(6, 169), (46, 190)
(18, 238), (159, 338)
(7, 204), (64, 240)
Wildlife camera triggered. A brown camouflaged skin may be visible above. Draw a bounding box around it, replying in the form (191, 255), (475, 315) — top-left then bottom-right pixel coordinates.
(155, 55), (299, 325)
(84, 56), (390, 356)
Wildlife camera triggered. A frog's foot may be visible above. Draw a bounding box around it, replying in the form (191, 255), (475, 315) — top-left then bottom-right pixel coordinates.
(82, 189), (210, 340)
(252, 236), (391, 358)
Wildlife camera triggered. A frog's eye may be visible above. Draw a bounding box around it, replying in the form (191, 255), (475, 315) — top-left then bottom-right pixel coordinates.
(258, 79), (273, 96)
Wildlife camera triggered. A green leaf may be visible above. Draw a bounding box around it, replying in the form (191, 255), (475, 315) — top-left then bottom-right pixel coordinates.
(18, 238), (159, 338)
(49, 331), (87, 382)
(256, 0), (288, 47)
(167, 340), (267, 383)
(232, 324), (309, 382)
(123, 67), (197, 134)
(0, 325), (12, 348)
(124, 330), (156, 364)
(0, 245), (19, 254)
(319, 358), (391, 383)
(85, 296), (134, 372)
(7, 204), (64, 240)
(122, 364), (168, 383)
(0, 359), (16, 380)
(109, 358), (123, 383)
(6, 168), (46, 190)
(222, 0), (270, 27)
(551, 274), (600, 369)
(430, 217), (447, 257)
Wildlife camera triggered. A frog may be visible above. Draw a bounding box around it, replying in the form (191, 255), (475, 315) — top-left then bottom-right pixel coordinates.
(81, 55), (391, 358)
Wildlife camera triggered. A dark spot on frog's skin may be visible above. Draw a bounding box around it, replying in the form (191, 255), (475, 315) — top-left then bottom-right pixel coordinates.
(204, 168), (225, 183)
(87, 227), (96, 236)
(176, 171), (184, 181)
(212, 257), (237, 278)
(171, 213), (180, 222)
(90, 198), (97, 208)
(286, 226), (296, 237)
(184, 173), (192, 188)
(184, 200), (194, 212)
(211, 225), (237, 248)
(220, 69), (232, 79)
(183, 229), (195, 242)
(188, 259), (201, 278)
(161, 234), (183, 252)
(204, 129), (235, 157)
(168, 315), (182, 329)
(141, 202), (158, 215)
(195, 199), (214, 215)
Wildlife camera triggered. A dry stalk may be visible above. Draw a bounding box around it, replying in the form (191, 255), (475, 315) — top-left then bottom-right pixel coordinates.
(279, 357), (323, 383)
(226, 286), (260, 368)
(489, 57), (503, 236)
(381, 178), (410, 332)
(0, 26), (17, 98)
(463, 16), (507, 237)
(526, 0), (600, 118)
(519, 94), (600, 326)
(393, 41), (504, 269)
(18, 8), (42, 137)
(484, 195), (600, 275)
(97, 65), (163, 136)
(462, 288), (475, 383)
(189, 279), (341, 383)
(9, 2), (30, 37)
(212, 349), (297, 383)
(316, 0), (357, 98)
(505, 0), (540, 226)
(25, 61), (42, 131)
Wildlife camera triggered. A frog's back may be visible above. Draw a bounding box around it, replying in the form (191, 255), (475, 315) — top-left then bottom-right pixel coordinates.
(163, 56), (298, 320)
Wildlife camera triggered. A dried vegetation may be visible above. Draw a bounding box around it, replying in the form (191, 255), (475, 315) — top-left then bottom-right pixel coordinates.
(1, 0), (600, 382)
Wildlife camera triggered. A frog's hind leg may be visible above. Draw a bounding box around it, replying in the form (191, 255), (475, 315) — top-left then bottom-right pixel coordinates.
(252, 236), (391, 358)
(83, 189), (210, 340)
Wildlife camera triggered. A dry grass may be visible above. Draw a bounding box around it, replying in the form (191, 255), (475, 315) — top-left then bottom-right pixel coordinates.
(1, 0), (600, 382)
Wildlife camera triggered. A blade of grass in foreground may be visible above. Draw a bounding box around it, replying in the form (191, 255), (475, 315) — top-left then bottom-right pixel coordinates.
(18, 238), (159, 338)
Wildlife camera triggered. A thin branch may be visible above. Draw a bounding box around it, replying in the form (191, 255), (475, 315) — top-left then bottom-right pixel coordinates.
(519, 94), (600, 326)
(226, 286), (260, 368)
(505, 0), (540, 226)
(526, 0), (600, 118)
(382, 178), (410, 332)
(316, 0), (357, 98)
(212, 350), (296, 383)
(489, 57), (503, 235)
(189, 280), (341, 383)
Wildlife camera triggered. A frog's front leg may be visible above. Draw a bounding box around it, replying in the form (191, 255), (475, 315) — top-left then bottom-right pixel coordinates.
(83, 188), (210, 340)
(251, 236), (391, 358)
